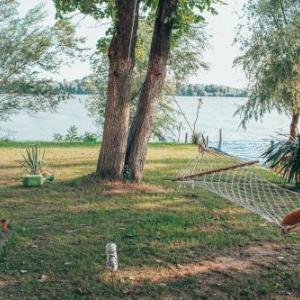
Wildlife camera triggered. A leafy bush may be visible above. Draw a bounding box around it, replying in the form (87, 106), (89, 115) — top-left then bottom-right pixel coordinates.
(262, 134), (300, 187)
(0, 136), (11, 142)
(53, 133), (64, 142)
(0, 128), (13, 142)
(191, 131), (202, 145)
(82, 132), (97, 143)
(65, 125), (80, 142)
(123, 165), (131, 181)
(21, 145), (45, 175)
(53, 126), (98, 143)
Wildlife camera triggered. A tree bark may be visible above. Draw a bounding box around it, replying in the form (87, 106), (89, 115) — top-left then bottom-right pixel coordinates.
(289, 112), (299, 141)
(96, 0), (140, 179)
(125, 0), (178, 181)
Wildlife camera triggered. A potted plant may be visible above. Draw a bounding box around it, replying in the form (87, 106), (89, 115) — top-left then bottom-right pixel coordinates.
(21, 145), (53, 187)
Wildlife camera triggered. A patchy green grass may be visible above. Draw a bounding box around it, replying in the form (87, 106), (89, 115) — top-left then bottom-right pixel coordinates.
(0, 144), (299, 299)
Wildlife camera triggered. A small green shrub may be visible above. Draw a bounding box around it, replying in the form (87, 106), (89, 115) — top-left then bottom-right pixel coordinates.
(65, 125), (80, 142)
(191, 131), (202, 145)
(53, 133), (64, 142)
(82, 132), (97, 143)
(123, 165), (131, 181)
(53, 126), (98, 143)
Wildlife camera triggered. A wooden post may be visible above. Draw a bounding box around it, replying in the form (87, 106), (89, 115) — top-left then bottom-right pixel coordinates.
(185, 132), (188, 144)
(218, 129), (222, 150)
(177, 123), (182, 143)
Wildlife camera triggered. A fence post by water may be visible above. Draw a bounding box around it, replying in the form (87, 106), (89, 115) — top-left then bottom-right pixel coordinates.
(177, 123), (182, 143)
(185, 133), (188, 144)
(218, 129), (223, 150)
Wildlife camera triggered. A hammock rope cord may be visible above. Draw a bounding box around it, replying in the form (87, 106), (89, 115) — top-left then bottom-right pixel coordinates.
(174, 147), (300, 230)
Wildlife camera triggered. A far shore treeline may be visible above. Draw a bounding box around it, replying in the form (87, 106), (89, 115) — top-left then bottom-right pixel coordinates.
(57, 76), (248, 97)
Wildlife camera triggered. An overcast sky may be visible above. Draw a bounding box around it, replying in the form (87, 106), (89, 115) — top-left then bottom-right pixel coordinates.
(20, 0), (248, 88)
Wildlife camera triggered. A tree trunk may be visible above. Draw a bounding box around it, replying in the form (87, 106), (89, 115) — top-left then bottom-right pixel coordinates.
(125, 0), (178, 181)
(96, 0), (140, 179)
(289, 112), (299, 141)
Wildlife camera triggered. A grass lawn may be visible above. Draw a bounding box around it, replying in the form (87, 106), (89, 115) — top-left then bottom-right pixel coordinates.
(0, 143), (299, 299)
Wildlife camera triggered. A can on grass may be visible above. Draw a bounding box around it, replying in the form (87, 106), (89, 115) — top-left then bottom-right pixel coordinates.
(106, 242), (118, 271)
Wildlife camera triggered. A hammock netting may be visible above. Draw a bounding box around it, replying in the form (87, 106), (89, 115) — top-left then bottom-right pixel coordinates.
(174, 147), (300, 229)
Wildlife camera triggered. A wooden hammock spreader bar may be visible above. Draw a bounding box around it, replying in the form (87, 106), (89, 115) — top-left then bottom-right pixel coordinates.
(173, 160), (259, 181)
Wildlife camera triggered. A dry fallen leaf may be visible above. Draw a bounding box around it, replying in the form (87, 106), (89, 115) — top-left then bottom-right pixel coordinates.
(176, 264), (184, 269)
(123, 288), (132, 295)
(38, 274), (49, 282)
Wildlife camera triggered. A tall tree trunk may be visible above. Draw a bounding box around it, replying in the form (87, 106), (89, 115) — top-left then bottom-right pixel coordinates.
(125, 0), (178, 181)
(289, 112), (299, 141)
(96, 0), (140, 179)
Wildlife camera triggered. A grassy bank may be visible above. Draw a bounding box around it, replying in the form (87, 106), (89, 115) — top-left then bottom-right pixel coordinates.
(0, 144), (299, 299)
(0, 141), (100, 148)
(0, 141), (185, 148)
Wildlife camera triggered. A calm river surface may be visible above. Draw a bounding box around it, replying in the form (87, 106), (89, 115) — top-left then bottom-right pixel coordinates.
(1, 96), (291, 160)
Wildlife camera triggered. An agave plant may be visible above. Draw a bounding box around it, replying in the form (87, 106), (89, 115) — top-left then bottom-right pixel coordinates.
(262, 134), (300, 187)
(21, 145), (45, 175)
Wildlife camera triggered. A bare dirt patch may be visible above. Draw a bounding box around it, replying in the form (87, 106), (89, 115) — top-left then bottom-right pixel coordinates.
(0, 277), (14, 289)
(67, 203), (94, 213)
(0, 279), (8, 288)
(246, 242), (283, 256)
(103, 256), (251, 284)
(102, 242), (296, 285)
(97, 181), (168, 196)
(213, 207), (250, 219)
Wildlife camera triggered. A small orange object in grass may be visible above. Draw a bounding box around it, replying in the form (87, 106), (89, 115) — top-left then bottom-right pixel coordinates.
(1, 219), (9, 233)
(281, 207), (300, 233)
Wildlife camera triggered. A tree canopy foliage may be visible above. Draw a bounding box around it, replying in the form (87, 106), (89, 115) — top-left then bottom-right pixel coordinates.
(235, 0), (300, 129)
(54, 0), (221, 55)
(0, 0), (83, 121)
(54, 0), (220, 28)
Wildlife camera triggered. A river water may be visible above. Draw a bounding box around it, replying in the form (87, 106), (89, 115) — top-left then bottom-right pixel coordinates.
(0, 96), (291, 160)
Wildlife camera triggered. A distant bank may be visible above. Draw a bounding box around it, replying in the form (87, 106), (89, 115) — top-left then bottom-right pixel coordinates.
(175, 84), (248, 97)
(56, 76), (248, 98)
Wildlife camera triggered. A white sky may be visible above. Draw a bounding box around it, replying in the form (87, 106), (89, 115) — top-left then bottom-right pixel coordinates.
(20, 0), (248, 88)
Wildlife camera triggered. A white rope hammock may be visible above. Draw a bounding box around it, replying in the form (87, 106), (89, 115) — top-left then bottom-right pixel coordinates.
(174, 147), (300, 233)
